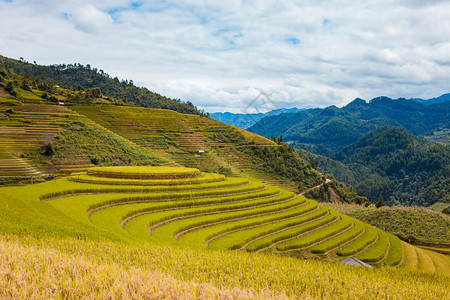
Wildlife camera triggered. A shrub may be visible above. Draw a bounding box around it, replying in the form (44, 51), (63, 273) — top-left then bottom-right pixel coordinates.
(218, 166), (232, 175)
(375, 197), (385, 208)
(90, 157), (100, 165)
(41, 142), (55, 156)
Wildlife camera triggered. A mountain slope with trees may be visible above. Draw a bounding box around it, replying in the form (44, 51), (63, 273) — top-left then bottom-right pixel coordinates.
(0, 55), (206, 116)
(249, 97), (450, 151)
(311, 126), (449, 207)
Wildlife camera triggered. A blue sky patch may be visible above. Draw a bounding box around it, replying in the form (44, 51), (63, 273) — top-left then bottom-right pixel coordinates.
(286, 37), (300, 45)
(131, 2), (143, 9)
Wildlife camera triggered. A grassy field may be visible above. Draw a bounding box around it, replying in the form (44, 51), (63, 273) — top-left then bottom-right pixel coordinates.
(0, 166), (449, 298)
(2, 234), (449, 299)
(1, 167), (448, 271)
(323, 203), (450, 246)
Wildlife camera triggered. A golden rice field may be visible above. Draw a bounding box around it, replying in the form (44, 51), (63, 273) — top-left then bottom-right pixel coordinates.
(0, 166), (449, 298)
(1, 235), (449, 299)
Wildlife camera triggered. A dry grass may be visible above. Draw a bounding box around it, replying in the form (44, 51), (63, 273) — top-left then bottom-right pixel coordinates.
(415, 247), (436, 273)
(1, 235), (449, 300)
(0, 237), (286, 300)
(401, 241), (418, 269)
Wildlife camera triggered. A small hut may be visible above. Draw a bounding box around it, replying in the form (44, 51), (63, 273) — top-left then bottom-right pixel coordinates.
(338, 257), (372, 268)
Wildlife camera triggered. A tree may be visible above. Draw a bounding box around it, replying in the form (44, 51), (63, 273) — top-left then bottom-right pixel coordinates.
(277, 135), (283, 144)
(41, 142), (55, 156)
(309, 157), (316, 169)
(375, 197), (385, 208)
(5, 81), (16, 96)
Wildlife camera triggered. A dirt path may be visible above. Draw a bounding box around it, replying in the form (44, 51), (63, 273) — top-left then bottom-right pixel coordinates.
(329, 188), (339, 204)
(298, 179), (331, 196)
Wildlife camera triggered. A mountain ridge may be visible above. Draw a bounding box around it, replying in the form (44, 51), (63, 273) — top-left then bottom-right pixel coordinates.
(248, 95), (449, 151)
(210, 107), (304, 129)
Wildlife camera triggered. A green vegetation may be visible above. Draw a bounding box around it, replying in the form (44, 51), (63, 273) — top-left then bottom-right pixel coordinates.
(88, 166), (201, 179)
(308, 126), (449, 206)
(3, 166), (444, 272)
(386, 234), (404, 266)
(357, 229), (390, 263)
(70, 172), (225, 186)
(46, 118), (166, 168)
(0, 98), (167, 177)
(249, 97), (449, 151)
(213, 206), (331, 251)
(304, 177), (368, 204)
(244, 142), (323, 191)
(0, 55), (207, 116)
(72, 104), (321, 192)
(276, 215), (353, 251)
(310, 220), (364, 254)
(248, 96), (449, 207)
(337, 224), (378, 257)
(342, 205), (450, 246)
(418, 246), (450, 256)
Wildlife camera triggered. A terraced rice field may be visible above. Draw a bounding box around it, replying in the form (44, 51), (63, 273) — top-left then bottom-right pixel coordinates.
(39, 166), (448, 272)
(0, 104), (76, 176)
(72, 105), (274, 172)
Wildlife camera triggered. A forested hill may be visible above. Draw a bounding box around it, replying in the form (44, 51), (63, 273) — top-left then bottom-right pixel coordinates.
(248, 96), (450, 151)
(0, 55), (206, 116)
(311, 126), (449, 207)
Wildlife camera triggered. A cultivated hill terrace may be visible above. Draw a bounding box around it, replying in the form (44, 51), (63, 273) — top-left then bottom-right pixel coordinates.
(0, 60), (449, 298)
(0, 62), (322, 191)
(4, 165), (449, 273)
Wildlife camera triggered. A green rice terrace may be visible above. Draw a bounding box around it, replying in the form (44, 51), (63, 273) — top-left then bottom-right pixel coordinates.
(0, 101), (168, 181)
(3, 165), (448, 275)
(0, 99), (309, 192)
(72, 105), (303, 191)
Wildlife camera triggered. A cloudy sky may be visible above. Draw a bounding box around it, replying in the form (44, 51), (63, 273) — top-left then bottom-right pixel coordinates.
(1, 0), (450, 112)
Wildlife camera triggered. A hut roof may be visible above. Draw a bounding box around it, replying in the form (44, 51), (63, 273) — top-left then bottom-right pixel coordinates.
(338, 257), (373, 268)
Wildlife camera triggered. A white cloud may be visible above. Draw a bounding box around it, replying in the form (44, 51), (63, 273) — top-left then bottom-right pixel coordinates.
(1, 0), (450, 112)
(69, 4), (114, 32)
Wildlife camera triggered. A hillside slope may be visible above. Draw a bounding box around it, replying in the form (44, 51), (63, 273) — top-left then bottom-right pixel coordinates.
(0, 64), (323, 191)
(324, 203), (450, 247)
(311, 126), (449, 206)
(0, 101), (167, 180)
(1, 165), (448, 275)
(72, 104), (323, 192)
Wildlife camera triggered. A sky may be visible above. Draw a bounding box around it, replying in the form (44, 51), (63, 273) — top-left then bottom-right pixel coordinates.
(1, 0), (450, 113)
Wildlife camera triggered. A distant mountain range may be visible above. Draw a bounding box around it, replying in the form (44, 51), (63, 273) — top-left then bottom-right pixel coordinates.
(247, 95), (450, 152)
(410, 93), (450, 105)
(211, 94), (450, 132)
(210, 107), (304, 129)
